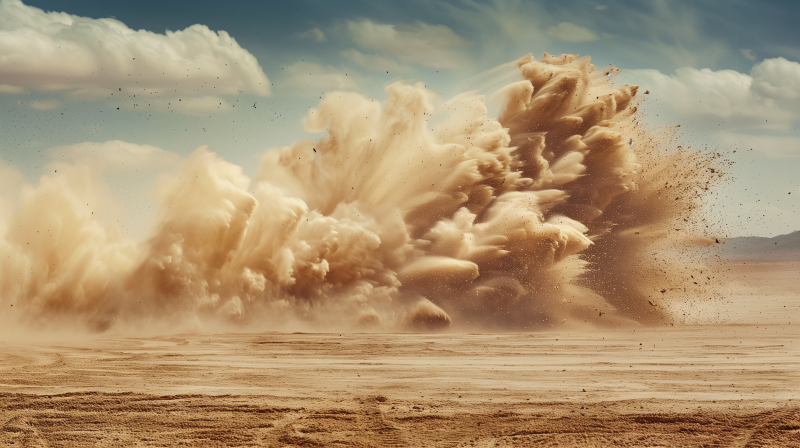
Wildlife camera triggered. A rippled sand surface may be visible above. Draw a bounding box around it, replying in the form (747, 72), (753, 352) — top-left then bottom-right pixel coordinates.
(1, 262), (798, 447)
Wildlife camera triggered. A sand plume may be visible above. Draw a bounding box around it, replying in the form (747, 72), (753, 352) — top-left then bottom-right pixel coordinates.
(0, 53), (721, 333)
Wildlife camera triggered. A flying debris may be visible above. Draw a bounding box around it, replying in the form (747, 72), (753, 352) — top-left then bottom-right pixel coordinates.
(0, 53), (721, 333)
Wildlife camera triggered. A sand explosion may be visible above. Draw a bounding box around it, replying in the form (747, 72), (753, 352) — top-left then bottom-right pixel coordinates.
(0, 53), (720, 333)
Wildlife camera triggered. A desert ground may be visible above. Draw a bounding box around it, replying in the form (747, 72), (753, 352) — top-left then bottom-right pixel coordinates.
(1, 261), (798, 447)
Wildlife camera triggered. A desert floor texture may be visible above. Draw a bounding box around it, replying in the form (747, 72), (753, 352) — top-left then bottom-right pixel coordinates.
(1, 261), (798, 447)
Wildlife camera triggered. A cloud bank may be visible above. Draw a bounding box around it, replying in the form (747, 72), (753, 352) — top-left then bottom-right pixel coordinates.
(624, 57), (800, 130)
(0, 0), (270, 96)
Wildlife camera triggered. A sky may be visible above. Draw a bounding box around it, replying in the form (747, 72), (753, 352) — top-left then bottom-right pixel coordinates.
(1, 0), (799, 238)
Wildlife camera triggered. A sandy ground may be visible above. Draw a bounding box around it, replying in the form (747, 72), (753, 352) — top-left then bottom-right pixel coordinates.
(1, 261), (798, 447)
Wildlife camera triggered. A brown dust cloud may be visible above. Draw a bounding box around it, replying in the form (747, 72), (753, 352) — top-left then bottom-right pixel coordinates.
(0, 53), (724, 335)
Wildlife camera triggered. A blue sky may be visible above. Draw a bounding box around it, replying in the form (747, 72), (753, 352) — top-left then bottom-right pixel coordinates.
(1, 0), (799, 237)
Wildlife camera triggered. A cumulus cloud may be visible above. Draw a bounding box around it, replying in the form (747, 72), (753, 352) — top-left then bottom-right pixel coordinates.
(47, 140), (181, 170)
(620, 57), (800, 163)
(545, 22), (600, 42)
(750, 57), (800, 100)
(741, 48), (756, 61)
(0, 0), (270, 96)
(296, 27), (327, 42)
(623, 57), (800, 129)
(626, 67), (762, 118)
(344, 19), (469, 69)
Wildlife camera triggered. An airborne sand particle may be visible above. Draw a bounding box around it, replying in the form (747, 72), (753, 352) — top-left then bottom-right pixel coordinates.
(0, 53), (723, 335)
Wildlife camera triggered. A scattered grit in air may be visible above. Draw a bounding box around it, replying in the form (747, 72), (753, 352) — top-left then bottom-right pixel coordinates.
(0, 53), (726, 334)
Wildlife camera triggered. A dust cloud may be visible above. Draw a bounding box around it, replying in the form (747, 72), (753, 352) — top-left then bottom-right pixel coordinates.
(0, 53), (722, 334)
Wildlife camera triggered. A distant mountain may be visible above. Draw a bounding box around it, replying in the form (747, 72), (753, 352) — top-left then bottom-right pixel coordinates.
(718, 230), (800, 261)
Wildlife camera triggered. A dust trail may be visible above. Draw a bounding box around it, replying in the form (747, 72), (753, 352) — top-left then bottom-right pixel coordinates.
(0, 53), (722, 333)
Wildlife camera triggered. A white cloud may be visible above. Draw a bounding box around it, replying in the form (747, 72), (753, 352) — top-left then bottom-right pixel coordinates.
(0, 0), (270, 96)
(344, 19), (469, 69)
(740, 48), (756, 61)
(626, 67), (762, 117)
(47, 140), (181, 170)
(545, 22), (600, 42)
(278, 61), (360, 95)
(750, 57), (800, 100)
(596, 5), (608, 10)
(295, 27), (327, 42)
(622, 57), (800, 130)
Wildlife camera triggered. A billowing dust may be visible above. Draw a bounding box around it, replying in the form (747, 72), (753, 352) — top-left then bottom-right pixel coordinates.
(0, 53), (723, 334)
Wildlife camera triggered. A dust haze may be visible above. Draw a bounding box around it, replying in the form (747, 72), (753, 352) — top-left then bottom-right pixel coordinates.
(0, 53), (722, 334)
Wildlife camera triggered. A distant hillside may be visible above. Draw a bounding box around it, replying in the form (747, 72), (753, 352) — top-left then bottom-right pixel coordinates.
(718, 230), (800, 261)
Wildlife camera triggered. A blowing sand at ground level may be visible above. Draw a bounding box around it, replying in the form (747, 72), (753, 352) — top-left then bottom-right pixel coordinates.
(1, 261), (798, 446)
(1, 323), (798, 447)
